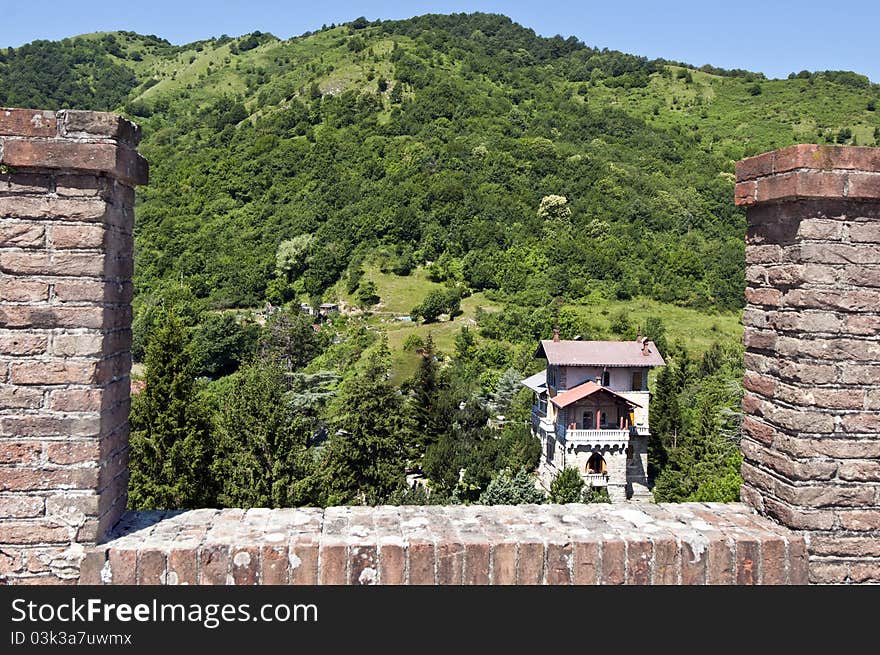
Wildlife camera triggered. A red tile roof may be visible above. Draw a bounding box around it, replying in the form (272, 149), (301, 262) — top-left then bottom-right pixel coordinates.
(550, 380), (642, 409)
(536, 339), (665, 367)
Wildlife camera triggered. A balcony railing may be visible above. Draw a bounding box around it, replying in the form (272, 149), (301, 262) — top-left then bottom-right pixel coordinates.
(585, 473), (608, 487)
(557, 427), (631, 446)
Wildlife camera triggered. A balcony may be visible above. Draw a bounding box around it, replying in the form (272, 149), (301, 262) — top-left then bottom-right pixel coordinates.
(584, 473), (608, 487)
(556, 426), (630, 447)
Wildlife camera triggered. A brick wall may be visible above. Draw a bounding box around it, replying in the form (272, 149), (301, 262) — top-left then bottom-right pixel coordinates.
(0, 108), (147, 583)
(737, 144), (880, 583)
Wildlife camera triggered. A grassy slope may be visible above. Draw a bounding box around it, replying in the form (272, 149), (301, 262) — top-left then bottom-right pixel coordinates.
(95, 23), (878, 154)
(49, 23), (880, 157)
(569, 297), (741, 353)
(585, 66), (879, 161)
(331, 265), (737, 383)
(332, 266), (501, 383)
(118, 27), (406, 117)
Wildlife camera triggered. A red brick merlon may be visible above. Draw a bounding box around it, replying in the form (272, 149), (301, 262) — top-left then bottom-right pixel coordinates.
(735, 144), (880, 206)
(0, 108), (147, 187)
(78, 504), (809, 585)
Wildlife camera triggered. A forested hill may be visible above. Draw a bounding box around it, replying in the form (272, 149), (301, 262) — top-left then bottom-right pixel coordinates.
(2, 13), (878, 314)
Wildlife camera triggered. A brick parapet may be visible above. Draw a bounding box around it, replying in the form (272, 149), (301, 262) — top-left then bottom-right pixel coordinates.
(2, 107), (877, 585)
(75, 504), (808, 586)
(738, 145), (880, 583)
(0, 108), (143, 584)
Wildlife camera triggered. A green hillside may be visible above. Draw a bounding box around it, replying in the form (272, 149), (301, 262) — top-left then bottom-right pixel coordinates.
(3, 13), (877, 325)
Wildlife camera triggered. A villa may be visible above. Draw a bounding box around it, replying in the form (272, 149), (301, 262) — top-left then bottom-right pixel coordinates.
(523, 330), (665, 502)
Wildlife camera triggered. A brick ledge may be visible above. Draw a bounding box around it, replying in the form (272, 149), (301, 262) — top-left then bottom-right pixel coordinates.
(76, 503), (808, 585)
(0, 108), (147, 186)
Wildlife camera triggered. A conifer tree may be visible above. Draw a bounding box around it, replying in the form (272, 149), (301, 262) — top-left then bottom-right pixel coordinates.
(212, 360), (314, 507)
(318, 338), (411, 504)
(128, 310), (215, 509)
(648, 364), (681, 476)
(479, 468), (545, 505)
(549, 467), (584, 503)
(422, 431), (460, 495)
(498, 423), (541, 472)
(424, 399), (496, 500)
(490, 367), (523, 416)
(258, 306), (324, 372)
(406, 334), (453, 459)
(652, 353), (743, 503)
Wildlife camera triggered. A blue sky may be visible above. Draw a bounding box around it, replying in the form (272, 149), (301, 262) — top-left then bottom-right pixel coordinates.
(1, 0), (878, 81)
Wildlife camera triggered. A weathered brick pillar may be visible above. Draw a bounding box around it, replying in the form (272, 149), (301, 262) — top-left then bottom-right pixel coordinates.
(737, 144), (880, 583)
(0, 108), (146, 583)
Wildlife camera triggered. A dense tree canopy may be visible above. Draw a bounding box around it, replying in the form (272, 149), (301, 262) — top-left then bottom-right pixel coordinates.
(318, 341), (412, 504)
(5, 14), (874, 325)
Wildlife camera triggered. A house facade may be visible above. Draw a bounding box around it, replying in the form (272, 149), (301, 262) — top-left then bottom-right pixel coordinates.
(522, 332), (665, 502)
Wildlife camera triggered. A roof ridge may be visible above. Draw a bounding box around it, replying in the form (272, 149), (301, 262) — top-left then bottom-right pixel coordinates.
(535, 339), (666, 368)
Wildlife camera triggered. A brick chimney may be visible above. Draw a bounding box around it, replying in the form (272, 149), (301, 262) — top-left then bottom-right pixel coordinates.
(737, 144), (880, 583)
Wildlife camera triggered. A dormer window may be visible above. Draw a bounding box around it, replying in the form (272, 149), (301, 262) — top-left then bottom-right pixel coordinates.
(602, 371), (610, 387)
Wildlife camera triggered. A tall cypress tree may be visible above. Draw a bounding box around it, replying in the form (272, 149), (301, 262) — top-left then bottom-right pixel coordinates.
(212, 360), (314, 508)
(128, 310), (215, 509)
(648, 364), (682, 478)
(319, 339), (411, 505)
(406, 333), (453, 460)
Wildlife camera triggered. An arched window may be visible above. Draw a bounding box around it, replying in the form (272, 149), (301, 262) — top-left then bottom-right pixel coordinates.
(586, 452), (607, 475)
